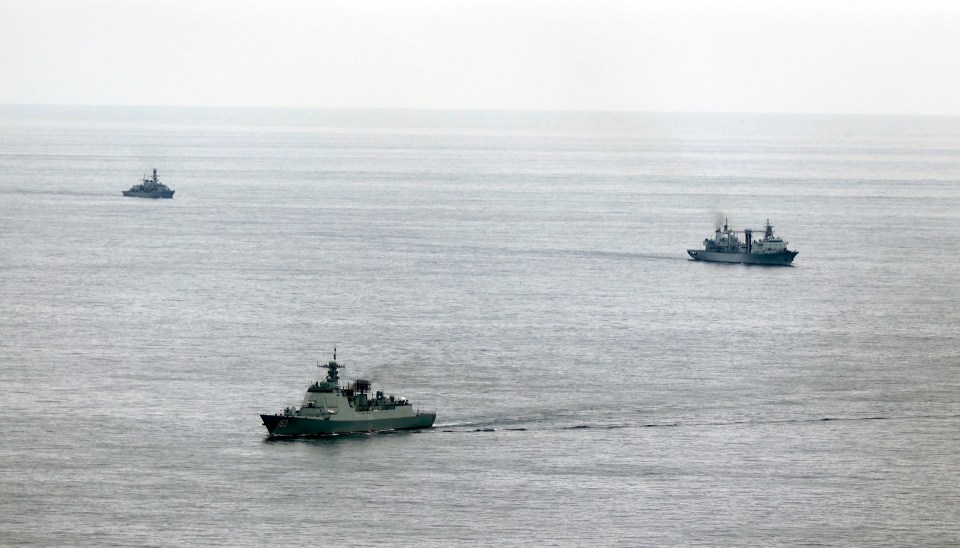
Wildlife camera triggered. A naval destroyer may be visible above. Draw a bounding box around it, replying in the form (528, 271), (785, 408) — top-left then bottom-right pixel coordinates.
(122, 169), (174, 198)
(260, 350), (436, 437)
(687, 219), (798, 265)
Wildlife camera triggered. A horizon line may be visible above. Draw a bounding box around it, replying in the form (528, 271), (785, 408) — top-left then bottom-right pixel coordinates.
(1, 103), (958, 118)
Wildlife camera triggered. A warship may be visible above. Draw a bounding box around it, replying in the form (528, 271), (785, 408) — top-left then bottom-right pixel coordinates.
(687, 219), (798, 265)
(122, 169), (174, 198)
(260, 350), (436, 437)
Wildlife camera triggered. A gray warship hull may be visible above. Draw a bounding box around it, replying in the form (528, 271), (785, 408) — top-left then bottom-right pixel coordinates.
(687, 249), (797, 265)
(260, 412), (436, 437)
(122, 189), (174, 199)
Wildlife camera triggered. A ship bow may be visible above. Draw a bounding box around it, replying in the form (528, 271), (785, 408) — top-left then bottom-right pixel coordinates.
(260, 414), (284, 435)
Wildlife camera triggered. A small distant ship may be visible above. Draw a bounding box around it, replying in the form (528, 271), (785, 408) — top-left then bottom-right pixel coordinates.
(688, 219), (798, 265)
(122, 169), (174, 198)
(260, 349), (436, 437)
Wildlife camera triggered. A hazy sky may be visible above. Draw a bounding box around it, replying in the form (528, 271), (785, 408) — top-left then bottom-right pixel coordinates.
(1, 0), (958, 114)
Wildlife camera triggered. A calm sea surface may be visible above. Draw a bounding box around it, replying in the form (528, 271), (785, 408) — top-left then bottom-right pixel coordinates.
(1, 106), (958, 546)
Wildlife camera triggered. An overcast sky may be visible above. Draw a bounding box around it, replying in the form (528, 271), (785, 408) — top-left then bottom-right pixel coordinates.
(1, 0), (958, 114)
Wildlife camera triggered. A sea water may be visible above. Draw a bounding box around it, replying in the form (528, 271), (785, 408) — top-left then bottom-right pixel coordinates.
(1, 106), (958, 546)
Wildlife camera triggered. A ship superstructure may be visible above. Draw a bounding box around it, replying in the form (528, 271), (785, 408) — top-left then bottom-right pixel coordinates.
(122, 169), (174, 198)
(260, 349), (436, 437)
(687, 219), (798, 265)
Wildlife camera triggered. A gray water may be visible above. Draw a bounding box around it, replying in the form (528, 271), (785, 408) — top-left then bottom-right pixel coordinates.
(1, 106), (958, 546)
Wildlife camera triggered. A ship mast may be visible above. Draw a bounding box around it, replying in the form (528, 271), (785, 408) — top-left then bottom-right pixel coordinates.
(324, 347), (342, 385)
